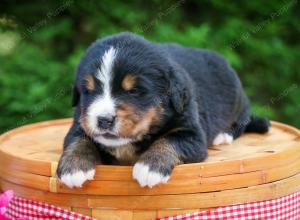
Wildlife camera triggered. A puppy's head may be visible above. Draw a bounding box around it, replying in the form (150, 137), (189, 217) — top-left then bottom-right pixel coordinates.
(73, 34), (188, 147)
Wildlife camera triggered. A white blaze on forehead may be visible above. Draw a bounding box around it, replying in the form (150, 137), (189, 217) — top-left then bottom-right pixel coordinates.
(87, 47), (117, 132)
(97, 47), (117, 84)
(97, 46), (117, 101)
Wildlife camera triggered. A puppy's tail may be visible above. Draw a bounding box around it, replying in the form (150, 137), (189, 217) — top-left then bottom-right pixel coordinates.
(245, 115), (271, 133)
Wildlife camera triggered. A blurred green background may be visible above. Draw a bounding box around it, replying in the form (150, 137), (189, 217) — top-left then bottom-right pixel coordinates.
(0, 0), (299, 133)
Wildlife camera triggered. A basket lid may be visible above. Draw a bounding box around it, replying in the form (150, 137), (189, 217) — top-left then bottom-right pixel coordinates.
(0, 119), (300, 196)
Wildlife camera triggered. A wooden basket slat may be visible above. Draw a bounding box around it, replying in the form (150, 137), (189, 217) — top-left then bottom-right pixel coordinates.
(55, 158), (300, 195)
(132, 210), (158, 220)
(0, 178), (89, 208)
(1, 153), (300, 195)
(87, 173), (300, 210)
(92, 142), (300, 181)
(0, 151), (51, 176)
(0, 165), (50, 191)
(1, 172), (300, 210)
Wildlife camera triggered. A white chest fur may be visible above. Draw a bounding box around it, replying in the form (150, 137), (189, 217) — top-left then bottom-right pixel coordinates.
(108, 144), (139, 165)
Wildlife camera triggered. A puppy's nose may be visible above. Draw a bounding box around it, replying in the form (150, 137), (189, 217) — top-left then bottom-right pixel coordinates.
(97, 116), (115, 130)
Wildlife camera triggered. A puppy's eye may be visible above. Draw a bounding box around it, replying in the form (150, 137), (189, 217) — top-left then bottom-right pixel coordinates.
(127, 87), (148, 97)
(82, 87), (91, 94)
(128, 88), (139, 95)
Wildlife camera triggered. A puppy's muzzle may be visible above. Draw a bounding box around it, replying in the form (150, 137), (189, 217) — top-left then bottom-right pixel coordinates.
(97, 116), (116, 130)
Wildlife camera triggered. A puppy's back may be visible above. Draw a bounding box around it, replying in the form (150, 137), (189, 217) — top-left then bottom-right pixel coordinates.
(159, 43), (249, 142)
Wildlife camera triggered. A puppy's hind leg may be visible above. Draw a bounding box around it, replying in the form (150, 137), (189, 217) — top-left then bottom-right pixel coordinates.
(229, 109), (251, 139)
(212, 110), (250, 146)
(212, 132), (234, 145)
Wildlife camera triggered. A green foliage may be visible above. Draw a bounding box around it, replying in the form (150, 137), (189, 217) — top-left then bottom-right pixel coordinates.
(0, 0), (299, 133)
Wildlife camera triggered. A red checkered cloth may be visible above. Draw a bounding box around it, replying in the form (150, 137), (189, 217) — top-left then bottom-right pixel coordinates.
(2, 191), (300, 220)
(157, 191), (300, 220)
(4, 197), (95, 220)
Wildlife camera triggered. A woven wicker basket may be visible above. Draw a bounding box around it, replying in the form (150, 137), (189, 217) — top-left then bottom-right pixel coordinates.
(0, 119), (300, 219)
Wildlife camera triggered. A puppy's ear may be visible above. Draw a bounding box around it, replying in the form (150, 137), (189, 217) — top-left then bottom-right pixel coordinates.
(167, 65), (190, 114)
(72, 86), (80, 107)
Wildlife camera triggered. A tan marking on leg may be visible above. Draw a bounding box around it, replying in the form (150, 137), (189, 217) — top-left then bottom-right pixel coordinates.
(140, 138), (182, 167)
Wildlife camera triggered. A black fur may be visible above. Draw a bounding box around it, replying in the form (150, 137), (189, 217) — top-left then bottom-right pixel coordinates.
(57, 32), (270, 187)
(245, 116), (270, 133)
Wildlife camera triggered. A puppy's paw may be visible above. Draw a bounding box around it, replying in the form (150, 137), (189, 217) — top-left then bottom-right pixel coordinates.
(57, 154), (96, 188)
(60, 169), (95, 188)
(132, 162), (170, 188)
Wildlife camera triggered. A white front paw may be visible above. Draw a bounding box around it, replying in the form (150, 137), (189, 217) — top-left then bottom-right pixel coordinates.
(132, 162), (170, 188)
(60, 169), (95, 188)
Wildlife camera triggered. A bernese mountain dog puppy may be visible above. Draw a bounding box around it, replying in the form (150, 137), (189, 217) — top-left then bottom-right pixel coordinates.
(57, 32), (270, 188)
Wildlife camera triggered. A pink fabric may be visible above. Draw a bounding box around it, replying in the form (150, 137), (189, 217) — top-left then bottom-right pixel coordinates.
(4, 196), (94, 220)
(2, 190), (299, 219)
(157, 191), (300, 220)
(0, 191), (26, 220)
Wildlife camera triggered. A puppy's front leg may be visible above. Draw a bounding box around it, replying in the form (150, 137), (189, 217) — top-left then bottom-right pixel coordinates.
(57, 137), (101, 188)
(133, 130), (207, 188)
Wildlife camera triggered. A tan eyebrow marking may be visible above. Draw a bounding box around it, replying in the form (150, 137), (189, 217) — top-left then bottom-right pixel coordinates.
(122, 74), (137, 91)
(85, 74), (95, 91)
